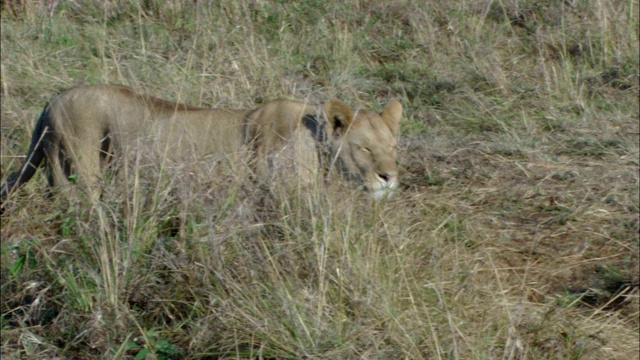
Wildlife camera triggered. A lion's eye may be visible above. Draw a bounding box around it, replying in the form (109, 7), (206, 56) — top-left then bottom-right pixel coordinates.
(360, 146), (370, 153)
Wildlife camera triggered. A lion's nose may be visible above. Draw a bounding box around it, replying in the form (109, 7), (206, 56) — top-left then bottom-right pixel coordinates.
(377, 172), (397, 183)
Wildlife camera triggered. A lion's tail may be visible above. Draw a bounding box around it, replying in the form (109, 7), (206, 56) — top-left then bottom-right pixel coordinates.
(0, 104), (50, 206)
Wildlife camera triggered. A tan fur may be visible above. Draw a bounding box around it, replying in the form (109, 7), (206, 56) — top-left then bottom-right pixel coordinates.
(1, 85), (402, 203)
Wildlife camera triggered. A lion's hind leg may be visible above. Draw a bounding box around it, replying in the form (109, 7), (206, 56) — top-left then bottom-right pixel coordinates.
(45, 133), (104, 203)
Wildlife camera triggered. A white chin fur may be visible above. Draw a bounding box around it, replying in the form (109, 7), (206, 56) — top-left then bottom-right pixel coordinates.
(370, 182), (397, 201)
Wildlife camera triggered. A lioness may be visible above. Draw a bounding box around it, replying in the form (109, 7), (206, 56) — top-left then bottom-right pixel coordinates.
(0, 84), (402, 203)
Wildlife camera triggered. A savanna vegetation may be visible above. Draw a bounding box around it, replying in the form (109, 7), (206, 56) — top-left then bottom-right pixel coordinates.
(1, 0), (638, 358)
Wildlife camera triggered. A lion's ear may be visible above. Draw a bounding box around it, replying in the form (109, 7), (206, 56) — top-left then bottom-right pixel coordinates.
(324, 101), (353, 137)
(381, 101), (403, 135)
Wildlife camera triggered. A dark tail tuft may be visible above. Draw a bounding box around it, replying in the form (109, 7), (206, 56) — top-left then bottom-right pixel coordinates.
(0, 104), (50, 207)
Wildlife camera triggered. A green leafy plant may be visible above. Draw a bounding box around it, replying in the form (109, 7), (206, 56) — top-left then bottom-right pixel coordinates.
(125, 330), (183, 360)
(9, 242), (37, 276)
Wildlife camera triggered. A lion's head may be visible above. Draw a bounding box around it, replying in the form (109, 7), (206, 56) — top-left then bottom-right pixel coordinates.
(322, 100), (402, 200)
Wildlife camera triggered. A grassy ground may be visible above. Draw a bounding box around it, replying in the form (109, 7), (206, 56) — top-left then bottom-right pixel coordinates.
(1, 0), (638, 359)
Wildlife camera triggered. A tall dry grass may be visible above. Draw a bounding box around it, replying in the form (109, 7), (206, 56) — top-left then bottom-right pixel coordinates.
(1, 0), (638, 359)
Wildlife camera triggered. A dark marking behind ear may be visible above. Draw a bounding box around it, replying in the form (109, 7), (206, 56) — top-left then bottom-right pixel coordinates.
(302, 114), (331, 176)
(302, 114), (327, 142)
